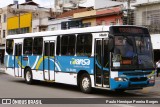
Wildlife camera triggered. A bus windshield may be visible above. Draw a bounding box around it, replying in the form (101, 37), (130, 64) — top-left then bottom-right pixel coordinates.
(112, 35), (155, 70)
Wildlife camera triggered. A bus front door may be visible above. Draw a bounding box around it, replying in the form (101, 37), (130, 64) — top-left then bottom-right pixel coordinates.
(44, 41), (55, 81)
(14, 43), (22, 77)
(95, 39), (110, 88)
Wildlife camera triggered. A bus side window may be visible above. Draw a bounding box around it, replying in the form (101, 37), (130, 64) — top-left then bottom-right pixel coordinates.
(68, 35), (75, 56)
(61, 36), (68, 55)
(61, 35), (75, 56)
(76, 34), (92, 56)
(56, 36), (61, 55)
(33, 37), (43, 55)
(23, 38), (33, 55)
(6, 39), (14, 55)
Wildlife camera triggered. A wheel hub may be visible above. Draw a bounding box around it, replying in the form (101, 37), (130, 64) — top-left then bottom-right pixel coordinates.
(82, 77), (90, 90)
(26, 71), (31, 82)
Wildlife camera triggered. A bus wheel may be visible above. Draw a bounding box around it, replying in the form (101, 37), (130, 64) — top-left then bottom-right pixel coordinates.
(80, 73), (92, 93)
(25, 68), (33, 84)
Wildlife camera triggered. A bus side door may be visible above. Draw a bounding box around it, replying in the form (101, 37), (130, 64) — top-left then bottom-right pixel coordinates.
(44, 41), (55, 81)
(14, 43), (22, 77)
(95, 38), (110, 87)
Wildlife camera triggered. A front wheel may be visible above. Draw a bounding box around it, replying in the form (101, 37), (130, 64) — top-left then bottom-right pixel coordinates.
(25, 68), (33, 84)
(80, 73), (92, 93)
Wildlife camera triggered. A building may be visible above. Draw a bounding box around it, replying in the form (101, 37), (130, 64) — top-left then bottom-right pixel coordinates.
(133, 1), (160, 34)
(0, 0), (50, 63)
(48, 7), (88, 30)
(96, 6), (123, 25)
(73, 0), (124, 27)
(0, 7), (7, 63)
(32, 7), (51, 32)
(73, 9), (96, 27)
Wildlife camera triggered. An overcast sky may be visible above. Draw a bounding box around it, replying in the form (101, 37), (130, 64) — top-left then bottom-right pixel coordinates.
(0, 0), (55, 8)
(1, 0), (160, 8)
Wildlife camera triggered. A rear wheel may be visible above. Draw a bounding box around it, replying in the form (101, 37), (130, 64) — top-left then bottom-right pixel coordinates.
(80, 73), (92, 93)
(25, 68), (33, 84)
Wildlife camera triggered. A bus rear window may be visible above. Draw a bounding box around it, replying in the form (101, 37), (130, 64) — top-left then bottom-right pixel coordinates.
(6, 39), (14, 55)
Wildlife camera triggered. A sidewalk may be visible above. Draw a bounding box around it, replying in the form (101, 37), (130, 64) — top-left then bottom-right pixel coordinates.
(0, 64), (5, 72)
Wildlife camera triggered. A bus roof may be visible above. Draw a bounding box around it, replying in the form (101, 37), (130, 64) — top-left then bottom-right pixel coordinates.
(6, 26), (109, 39)
(6, 25), (147, 39)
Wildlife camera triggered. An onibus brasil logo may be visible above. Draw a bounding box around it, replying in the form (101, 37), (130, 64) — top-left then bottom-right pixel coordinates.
(70, 58), (90, 66)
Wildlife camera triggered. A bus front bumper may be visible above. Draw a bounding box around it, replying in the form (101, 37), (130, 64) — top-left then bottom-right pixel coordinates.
(110, 76), (155, 90)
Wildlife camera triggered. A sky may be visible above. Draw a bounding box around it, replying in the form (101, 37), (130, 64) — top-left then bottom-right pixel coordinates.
(0, 0), (55, 8)
(1, 0), (160, 8)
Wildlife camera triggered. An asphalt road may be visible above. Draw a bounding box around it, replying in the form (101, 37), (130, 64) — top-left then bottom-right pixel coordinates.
(0, 71), (160, 107)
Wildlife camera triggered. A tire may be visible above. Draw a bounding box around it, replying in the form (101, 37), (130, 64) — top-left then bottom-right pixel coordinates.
(25, 68), (33, 84)
(79, 73), (92, 93)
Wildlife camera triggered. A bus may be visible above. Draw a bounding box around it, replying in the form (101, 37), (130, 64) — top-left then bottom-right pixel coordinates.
(4, 26), (155, 93)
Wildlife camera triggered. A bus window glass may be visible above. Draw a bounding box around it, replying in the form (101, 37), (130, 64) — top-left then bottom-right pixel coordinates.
(33, 37), (43, 55)
(68, 35), (75, 56)
(50, 42), (55, 56)
(6, 39), (14, 55)
(61, 36), (68, 55)
(56, 36), (60, 55)
(76, 34), (92, 56)
(61, 35), (75, 56)
(23, 38), (33, 55)
(15, 44), (22, 56)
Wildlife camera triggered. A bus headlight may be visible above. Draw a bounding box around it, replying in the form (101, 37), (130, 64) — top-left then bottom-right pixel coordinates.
(148, 75), (155, 80)
(114, 77), (127, 81)
(148, 76), (155, 84)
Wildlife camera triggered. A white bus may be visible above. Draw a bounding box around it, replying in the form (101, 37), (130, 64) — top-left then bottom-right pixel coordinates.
(5, 25), (155, 93)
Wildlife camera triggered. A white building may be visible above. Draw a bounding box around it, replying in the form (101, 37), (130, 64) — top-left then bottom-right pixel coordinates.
(133, 1), (160, 34)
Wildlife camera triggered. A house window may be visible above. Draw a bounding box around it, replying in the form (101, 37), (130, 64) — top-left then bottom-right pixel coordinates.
(3, 30), (5, 38)
(101, 20), (106, 25)
(3, 14), (6, 23)
(116, 18), (120, 25)
(110, 22), (115, 25)
(83, 22), (91, 27)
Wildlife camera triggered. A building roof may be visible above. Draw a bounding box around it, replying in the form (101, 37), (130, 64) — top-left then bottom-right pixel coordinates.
(133, 1), (160, 7)
(56, 7), (92, 18)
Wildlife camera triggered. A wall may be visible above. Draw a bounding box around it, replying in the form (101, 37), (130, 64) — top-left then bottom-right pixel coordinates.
(48, 17), (71, 31)
(74, 10), (96, 18)
(135, 3), (160, 26)
(96, 7), (123, 25)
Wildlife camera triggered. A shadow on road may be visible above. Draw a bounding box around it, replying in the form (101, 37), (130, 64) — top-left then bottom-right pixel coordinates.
(10, 79), (150, 97)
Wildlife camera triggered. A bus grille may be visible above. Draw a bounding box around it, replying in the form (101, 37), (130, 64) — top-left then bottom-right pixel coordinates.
(123, 72), (151, 76)
(130, 77), (148, 82)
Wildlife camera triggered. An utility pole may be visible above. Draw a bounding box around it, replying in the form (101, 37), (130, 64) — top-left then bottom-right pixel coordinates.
(127, 0), (130, 25)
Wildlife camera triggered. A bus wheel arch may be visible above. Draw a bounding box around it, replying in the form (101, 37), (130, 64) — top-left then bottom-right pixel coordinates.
(77, 70), (92, 93)
(24, 66), (33, 84)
